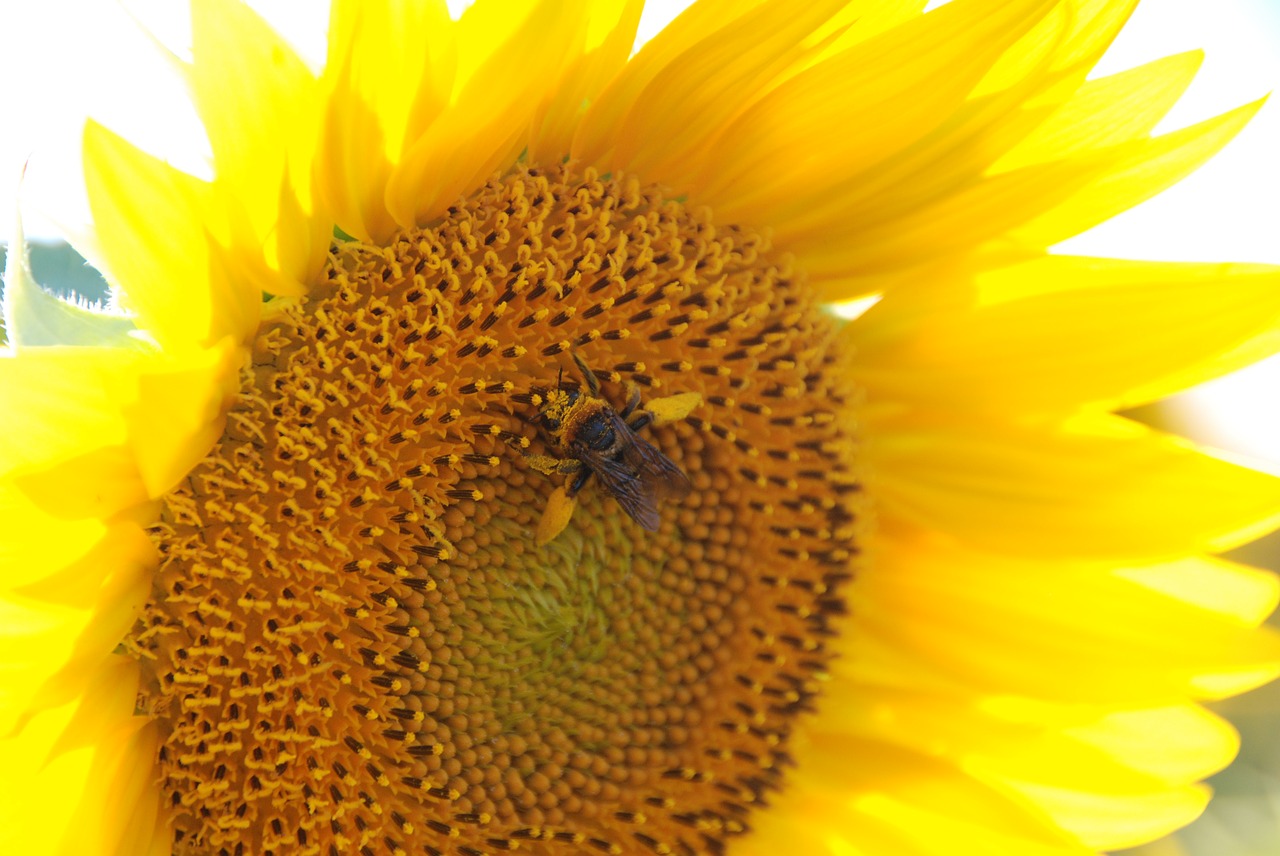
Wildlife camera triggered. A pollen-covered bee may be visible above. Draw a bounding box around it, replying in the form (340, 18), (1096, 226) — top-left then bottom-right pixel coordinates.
(525, 352), (700, 542)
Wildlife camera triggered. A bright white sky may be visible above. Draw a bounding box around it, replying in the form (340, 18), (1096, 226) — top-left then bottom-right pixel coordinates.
(0, 0), (1278, 458)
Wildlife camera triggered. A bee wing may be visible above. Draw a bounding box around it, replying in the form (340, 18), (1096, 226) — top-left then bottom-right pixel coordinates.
(619, 423), (692, 502)
(576, 412), (690, 531)
(577, 441), (664, 531)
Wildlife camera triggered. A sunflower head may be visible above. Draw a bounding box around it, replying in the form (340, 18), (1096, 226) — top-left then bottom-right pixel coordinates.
(125, 161), (860, 854)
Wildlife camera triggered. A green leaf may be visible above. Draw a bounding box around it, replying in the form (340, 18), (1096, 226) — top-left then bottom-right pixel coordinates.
(2, 212), (150, 350)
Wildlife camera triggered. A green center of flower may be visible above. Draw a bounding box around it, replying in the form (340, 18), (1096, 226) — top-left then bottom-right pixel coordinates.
(130, 164), (861, 855)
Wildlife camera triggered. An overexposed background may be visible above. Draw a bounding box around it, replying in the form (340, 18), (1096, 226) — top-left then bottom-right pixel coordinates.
(1, 1), (1278, 853)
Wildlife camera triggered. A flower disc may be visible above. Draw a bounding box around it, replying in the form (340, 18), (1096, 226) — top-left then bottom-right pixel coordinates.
(132, 165), (860, 854)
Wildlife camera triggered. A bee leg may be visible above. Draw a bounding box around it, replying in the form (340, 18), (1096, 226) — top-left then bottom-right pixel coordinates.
(571, 350), (601, 397)
(525, 453), (583, 477)
(523, 453), (560, 475)
(619, 383), (643, 419)
(627, 410), (653, 432)
(566, 465), (594, 498)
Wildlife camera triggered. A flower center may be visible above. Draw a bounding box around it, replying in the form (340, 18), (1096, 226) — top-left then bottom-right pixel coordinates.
(132, 164), (860, 855)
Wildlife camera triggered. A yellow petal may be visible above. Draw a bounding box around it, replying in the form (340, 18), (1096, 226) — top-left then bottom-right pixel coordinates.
(814, 686), (1239, 846)
(788, 89), (1261, 297)
(187, 0), (328, 294)
(83, 122), (259, 350)
(796, 146), (1115, 283)
(995, 50), (1203, 172)
(695, 0), (1060, 225)
(0, 494), (108, 590)
(574, 0), (933, 174)
(851, 255), (1280, 414)
(1051, 705), (1237, 788)
(1117, 556), (1279, 626)
(846, 531), (1280, 703)
(125, 336), (241, 498)
(385, 0), (585, 231)
(754, 0), (931, 70)
(776, 0), (1147, 303)
(319, 0), (456, 242)
(745, 736), (1094, 856)
(0, 342), (241, 511)
(841, 686), (1235, 786)
(571, 0), (773, 167)
(865, 410), (1280, 560)
(0, 656), (162, 856)
(1014, 782), (1210, 851)
(1009, 96), (1266, 248)
(0, 518), (153, 734)
(805, 50), (1203, 302)
(527, 0), (644, 162)
(972, 0), (1138, 102)
(0, 347), (146, 498)
(590, 0), (858, 181)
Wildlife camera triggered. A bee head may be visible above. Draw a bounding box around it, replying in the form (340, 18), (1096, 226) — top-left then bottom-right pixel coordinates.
(539, 388), (578, 436)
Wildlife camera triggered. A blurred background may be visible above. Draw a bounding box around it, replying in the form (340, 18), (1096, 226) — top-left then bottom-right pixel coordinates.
(1, 1), (1278, 853)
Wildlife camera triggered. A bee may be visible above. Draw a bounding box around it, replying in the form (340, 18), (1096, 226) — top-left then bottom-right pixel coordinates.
(525, 352), (700, 537)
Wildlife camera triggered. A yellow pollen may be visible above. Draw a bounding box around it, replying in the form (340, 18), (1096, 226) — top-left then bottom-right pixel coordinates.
(131, 163), (859, 855)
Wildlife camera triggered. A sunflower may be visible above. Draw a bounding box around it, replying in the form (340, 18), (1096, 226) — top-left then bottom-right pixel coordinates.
(5, 0), (1280, 853)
